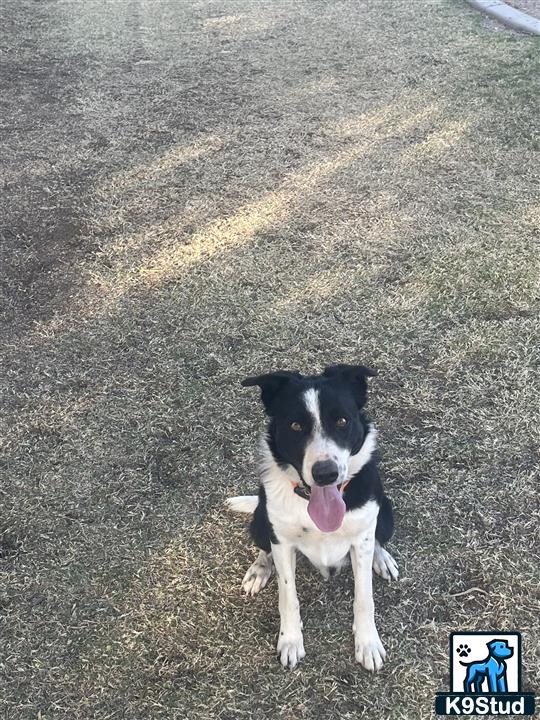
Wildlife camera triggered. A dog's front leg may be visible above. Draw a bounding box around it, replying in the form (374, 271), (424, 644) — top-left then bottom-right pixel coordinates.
(351, 526), (386, 671)
(271, 542), (304, 669)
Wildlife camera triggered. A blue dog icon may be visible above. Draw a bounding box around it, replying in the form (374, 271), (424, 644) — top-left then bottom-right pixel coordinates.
(460, 639), (513, 693)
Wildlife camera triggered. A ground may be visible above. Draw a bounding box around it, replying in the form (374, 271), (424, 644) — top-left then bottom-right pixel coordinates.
(1, 1), (539, 718)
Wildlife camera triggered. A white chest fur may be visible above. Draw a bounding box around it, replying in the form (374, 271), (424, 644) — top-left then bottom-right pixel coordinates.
(270, 494), (379, 572)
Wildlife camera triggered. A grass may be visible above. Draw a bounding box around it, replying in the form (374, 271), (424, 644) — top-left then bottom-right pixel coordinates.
(1, 1), (539, 718)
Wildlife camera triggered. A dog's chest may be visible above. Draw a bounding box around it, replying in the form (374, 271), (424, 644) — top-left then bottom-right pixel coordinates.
(268, 490), (379, 569)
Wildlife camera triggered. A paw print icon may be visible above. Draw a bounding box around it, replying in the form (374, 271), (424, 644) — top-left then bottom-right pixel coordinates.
(457, 643), (471, 658)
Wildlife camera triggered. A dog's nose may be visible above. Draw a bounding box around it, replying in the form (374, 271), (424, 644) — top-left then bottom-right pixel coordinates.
(311, 460), (339, 486)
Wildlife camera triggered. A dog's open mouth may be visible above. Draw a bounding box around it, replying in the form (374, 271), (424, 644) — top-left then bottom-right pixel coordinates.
(294, 482), (346, 533)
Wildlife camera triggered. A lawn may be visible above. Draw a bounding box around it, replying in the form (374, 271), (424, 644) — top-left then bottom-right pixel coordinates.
(1, 1), (539, 718)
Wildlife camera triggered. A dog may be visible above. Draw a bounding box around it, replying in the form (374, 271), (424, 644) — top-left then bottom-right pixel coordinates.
(226, 364), (398, 670)
(460, 640), (513, 693)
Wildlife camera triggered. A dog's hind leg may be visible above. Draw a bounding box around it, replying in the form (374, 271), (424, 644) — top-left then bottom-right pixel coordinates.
(375, 494), (394, 544)
(242, 550), (273, 596)
(463, 667), (476, 693)
(372, 541), (399, 580)
(373, 495), (398, 580)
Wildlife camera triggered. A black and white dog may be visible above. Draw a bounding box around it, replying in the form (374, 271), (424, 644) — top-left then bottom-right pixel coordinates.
(227, 364), (398, 670)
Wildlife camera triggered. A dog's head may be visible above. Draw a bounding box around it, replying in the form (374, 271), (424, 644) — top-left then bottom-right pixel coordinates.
(488, 640), (514, 660)
(242, 364), (376, 531)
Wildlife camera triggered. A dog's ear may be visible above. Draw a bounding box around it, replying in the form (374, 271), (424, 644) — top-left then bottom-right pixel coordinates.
(322, 364), (377, 408)
(242, 371), (301, 413)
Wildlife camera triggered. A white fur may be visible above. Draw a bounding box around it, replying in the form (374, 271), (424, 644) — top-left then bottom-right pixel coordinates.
(242, 550), (273, 595)
(373, 542), (399, 580)
(273, 543), (305, 668)
(351, 528), (386, 671)
(226, 495), (258, 513)
(302, 388), (320, 425)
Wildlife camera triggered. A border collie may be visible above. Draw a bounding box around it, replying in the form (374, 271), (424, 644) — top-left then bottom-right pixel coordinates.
(227, 364), (398, 670)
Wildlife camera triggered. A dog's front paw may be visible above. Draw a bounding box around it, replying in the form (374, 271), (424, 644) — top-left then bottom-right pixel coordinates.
(354, 629), (386, 672)
(277, 632), (305, 669)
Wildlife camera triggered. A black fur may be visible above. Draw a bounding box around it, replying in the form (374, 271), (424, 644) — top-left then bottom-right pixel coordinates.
(249, 485), (278, 552)
(375, 494), (394, 545)
(322, 364), (377, 409)
(242, 371), (301, 414)
(342, 458), (384, 511)
(342, 458), (394, 545)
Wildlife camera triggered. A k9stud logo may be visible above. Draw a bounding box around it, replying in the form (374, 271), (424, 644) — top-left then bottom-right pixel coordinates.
(435, 632), (536, 716)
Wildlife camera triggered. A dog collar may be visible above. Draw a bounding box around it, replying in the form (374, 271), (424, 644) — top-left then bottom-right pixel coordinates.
(291, 480), (351, 500)
(293, 484), (311, 501)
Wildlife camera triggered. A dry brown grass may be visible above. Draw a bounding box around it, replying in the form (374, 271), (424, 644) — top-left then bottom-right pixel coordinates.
(1, 1), (539, 718)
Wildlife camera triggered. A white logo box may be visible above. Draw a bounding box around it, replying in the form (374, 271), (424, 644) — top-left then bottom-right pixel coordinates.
(450, 632), (520, 693)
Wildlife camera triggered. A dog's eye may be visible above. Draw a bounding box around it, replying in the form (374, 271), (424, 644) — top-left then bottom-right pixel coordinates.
(336, 417), (348, 428)
(290, 421), (302, 432)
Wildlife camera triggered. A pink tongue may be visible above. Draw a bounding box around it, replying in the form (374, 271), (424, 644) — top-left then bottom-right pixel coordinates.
(307, 484), (346, 532)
